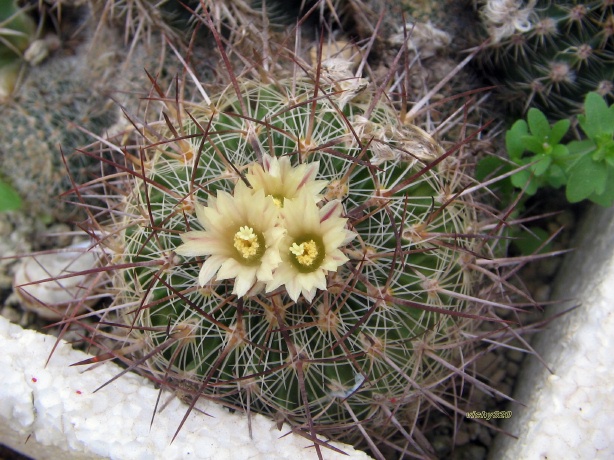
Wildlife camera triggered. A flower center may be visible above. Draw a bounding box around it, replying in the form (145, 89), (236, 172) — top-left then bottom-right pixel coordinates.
(290, 240), (318, 265)
(269, 195), (283, 208)
(288, 235), (326, 273)
(233, 226), (261, 261)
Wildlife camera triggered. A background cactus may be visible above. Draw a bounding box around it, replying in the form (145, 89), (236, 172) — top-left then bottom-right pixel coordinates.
(0, 0), (190, 221)
(476, 0), (614, 119)
(0, 52), (118, 220)
(0, 55), (120, 221)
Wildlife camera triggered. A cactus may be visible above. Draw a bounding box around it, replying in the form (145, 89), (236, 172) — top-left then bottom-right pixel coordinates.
(0, 52), (119, 220)
(81, 0), (272, 52)
(477, 0), (614, 119)
(0, 3), (193, 221)
(59, 38), (527, 456)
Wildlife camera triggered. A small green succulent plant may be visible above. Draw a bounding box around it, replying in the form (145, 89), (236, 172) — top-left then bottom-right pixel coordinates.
(483, 91), (614, 206)
(565, 91), (614, 205)
(505, 106), (572, 195)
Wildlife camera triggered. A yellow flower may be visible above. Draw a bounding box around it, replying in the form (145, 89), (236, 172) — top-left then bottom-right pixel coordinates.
(246, 154), (327, 207)
(175, 182), (284, 297)
(266, 192), (356, 302)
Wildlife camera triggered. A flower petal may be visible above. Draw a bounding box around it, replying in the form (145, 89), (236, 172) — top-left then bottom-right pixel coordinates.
(266, 263), (293, 293)
(233, 269), (257, 297)
(217, 258), (253, 282)
(284, 276), (302, 302)
(302, 286), (317, 303)
(176, 231), (217, 256)
(198, 255), (226, 286)
(319, 199), (343, 223)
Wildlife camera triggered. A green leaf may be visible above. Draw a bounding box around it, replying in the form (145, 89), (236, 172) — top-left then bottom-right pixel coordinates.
(566, 155), (607, 202)
(578, 92), (614, 140)
(506, 120), (528, 159)
(522, 135), (546, 155)
(567, 139), (595, 156)
(531, 154), (552, 176)
(551, 143), (569, 160)
(527, 108), (550, 140)
(589, 192), (614, 207)
(589, 132), (614, 160)
(546, 164), (567, 189)
(511, 168), (539, 195)
(549, 118), (570, 145)
(588, 168), (614, 207)
(0, 179), (22, 211)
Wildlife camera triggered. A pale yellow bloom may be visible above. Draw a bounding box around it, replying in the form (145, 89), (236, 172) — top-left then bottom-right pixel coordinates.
(246, 154), (327, 207)
(175, 182), (284, 297)
(267, 192), (356, 302)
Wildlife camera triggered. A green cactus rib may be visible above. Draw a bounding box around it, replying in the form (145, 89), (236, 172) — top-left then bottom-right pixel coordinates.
(116, 76), (481, 438)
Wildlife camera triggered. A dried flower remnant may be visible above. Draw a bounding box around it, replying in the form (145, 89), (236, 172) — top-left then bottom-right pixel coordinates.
(482, 0), (536, 42)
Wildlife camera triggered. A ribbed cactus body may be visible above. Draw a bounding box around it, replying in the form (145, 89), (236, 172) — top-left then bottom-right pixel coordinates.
(478, 0), (614, 118)
(115, 72), (481, 440)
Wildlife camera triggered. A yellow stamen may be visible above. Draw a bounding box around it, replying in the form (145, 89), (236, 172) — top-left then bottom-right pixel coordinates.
(234, 226), (260, 259)
(289, 240), (318, 266)
(271, 196), (283, 208)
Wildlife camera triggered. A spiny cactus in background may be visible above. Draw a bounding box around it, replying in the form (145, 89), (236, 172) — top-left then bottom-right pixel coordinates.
(476, 0), (614, 119)
(56, 25), (533, 455)
(0, 54), (118, 220)
(1, 0), (200, 221)
(64, 0), (278, 52)
(46, 0), (191, 39)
